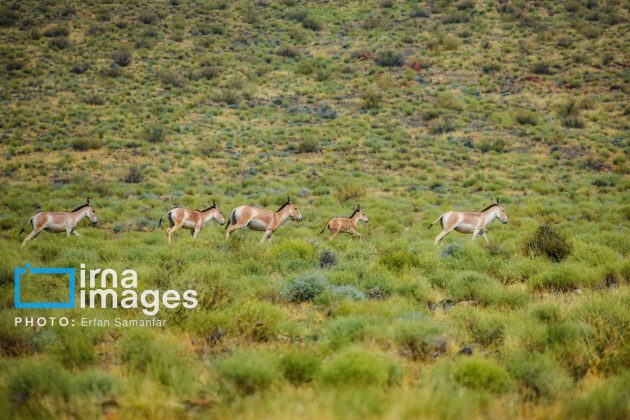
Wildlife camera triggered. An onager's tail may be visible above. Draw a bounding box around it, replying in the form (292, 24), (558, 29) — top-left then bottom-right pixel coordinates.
(320, 219), (331, 234)
(225, 209), (236, 230)
(19, 217), (33, 235)
(158, 211), (170, 229)
(427, 216), (442, 230)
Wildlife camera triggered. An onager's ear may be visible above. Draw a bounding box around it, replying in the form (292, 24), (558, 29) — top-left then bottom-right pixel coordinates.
(212, 199), (216, 207)
(87, 197), (90, 205)
(287, 197), (292, 204)
(496, 197), (500, 204)
(357, 203), (361, 210)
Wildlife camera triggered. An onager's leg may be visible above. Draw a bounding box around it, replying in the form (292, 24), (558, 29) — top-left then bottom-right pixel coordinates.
(261, 230), (273, 242)
(22, 227), (43, 246)
(434, 228), (453, 246)
(225, 223), (245, 239)
(329, 230), (338, 241)
(72, 230), (81, 237)
(472, 229), (480, 241)
(349, 228), (362, 239)
(167, 223), (183, 244)
(482, 230), (489, 243)
(192, 228), (201, 239)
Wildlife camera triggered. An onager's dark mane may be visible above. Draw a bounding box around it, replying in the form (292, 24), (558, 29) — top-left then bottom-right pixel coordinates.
(72, 203), (89, 212)
(349, 208), (360, 218)
(277, 201), (291, 212)
(479, 203), (499, 212)
(199, 204), (217, 212)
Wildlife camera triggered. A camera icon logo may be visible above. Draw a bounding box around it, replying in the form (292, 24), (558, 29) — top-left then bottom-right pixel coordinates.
(14, 264), (75, 309)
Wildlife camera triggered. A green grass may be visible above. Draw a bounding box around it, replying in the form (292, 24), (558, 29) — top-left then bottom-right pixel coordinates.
(0, 0), (629, 418)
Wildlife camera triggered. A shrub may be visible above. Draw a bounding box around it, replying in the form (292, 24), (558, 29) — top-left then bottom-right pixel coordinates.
(524, 225), (573, 262)
(515, 110), (538, 125)
(329, 285), (365, 300)
(471, 316), (505, 347)
(160, 69), (184, 88)
(49, 37), (69, 50)
(71, 61), (90, 74)
(8, 358), (72, 406)
(43, 25), (69, 37)
(564, 375), (630, 420)
(216, 350), (278, 395)
(297, 137), (319, 153)
(454, 358), (511, 392)
(410, 7), (430, 18)
(379, 250), (420, 272)
(531, 61), (553, 75)
(112, 48), (132, 67)
(479, 139), (507, 153)
(139, 10), (159, 24)
(145, 125), (167, 143)
(361, 86), (383, 110)
(281, 271), (328, 303)
(276, 45), (301, 59)
(124, 166), (145, 183)
(394, 320), (445, 360)
(529, 265), (584, 292)
(302, 16), (322, 31)
(375, 50), (404, 67)
(327, 316), (368, 349)
(280, 350), (321, 384)
(320, 347), (402, 387)
(320, 250), (337, 269)
(71, 138), (101, 151)
(334, 183), (366, 202)
(74, 370), (118, 397)
(506, 351), (569, 402)
(557, 99), (585, 128)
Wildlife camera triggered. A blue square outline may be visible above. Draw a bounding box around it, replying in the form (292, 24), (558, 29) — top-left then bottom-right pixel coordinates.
(14, 264), (75, 309)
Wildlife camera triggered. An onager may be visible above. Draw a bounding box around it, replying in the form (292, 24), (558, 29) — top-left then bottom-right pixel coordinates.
(225, 197), (303, 242)
(427, 199), (509, 246)
(19, 198), (98, 246)
(320, 204), (369, 240)
(159, 201), (225, 243)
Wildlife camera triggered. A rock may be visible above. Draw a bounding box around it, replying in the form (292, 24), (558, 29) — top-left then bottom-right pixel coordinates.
(458, 346), (473, 356)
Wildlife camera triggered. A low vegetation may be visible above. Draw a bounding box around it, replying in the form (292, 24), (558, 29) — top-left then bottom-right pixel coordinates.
(0, 0), (628, 418)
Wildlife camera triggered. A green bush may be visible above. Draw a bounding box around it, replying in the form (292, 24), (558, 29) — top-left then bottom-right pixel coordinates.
(320, 347), (402, 387)
(524, 225), (573, 262)
(282, 271), (328, 303)
(327, 316), (369, 349)
(216, 350), (278, 395)
(394, 320), (444, 360)
(112, 48), (132, 67)
(7, 358), (72, 407)
(280, 350), (321, 384)
(564, 375), (630, 420)
(375, 50), (404, 67)
(453, 357), (511, 392)
(505, 351), (569, 402)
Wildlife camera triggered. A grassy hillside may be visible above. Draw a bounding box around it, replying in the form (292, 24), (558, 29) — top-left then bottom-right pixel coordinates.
(0, 0), (629, 418)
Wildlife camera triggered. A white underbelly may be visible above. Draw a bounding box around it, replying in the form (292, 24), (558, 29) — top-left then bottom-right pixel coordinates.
(45, 223), (67, 233)
(183, 220), (197, 229)
(454, 224), (475, 234)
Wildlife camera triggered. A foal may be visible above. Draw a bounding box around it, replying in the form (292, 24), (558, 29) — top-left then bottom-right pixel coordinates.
(321, 204), (369, 240)
(19, 198), (98, 246)
(427, 199), (509, 246)
(159, 201), (225, 243)
(225, 197), (303, 242)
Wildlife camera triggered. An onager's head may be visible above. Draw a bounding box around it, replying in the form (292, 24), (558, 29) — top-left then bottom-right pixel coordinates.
(206, 201), (225, 225)
(494, 199), (508, 224)
(85, 198), (98, 225)
(284, 198), (303, 221)
(355, 204), (369, 223)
